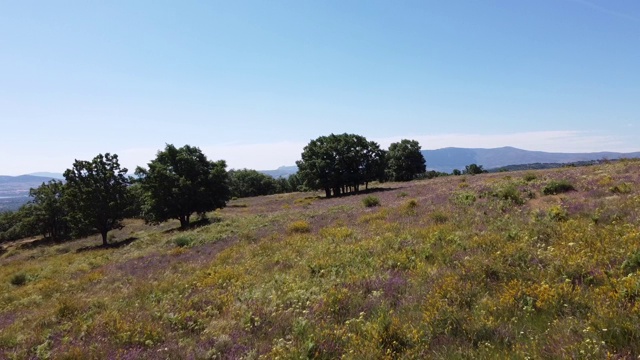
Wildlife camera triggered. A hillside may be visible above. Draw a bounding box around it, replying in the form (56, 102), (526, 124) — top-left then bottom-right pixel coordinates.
(1, 160), (640, 358)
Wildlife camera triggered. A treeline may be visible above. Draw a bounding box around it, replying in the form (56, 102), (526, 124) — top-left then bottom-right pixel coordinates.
(0, 133), (490, 245)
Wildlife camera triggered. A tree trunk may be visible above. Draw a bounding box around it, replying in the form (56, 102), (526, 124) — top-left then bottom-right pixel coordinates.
(179, 214), (190, 229)
(325, 188), (331, 198)
(101, 231), (108, 246)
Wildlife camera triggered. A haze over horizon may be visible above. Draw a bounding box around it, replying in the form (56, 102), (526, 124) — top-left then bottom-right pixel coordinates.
(1, 1), (638, 175)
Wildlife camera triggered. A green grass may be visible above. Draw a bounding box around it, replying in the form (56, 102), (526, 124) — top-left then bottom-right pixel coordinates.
(1, 160), (640, 358)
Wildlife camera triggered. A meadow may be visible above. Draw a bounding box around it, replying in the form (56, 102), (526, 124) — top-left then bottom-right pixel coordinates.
(1, 160), (640, 359)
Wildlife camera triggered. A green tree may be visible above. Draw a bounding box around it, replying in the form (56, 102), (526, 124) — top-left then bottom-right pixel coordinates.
(297, 133), (385, 197)
(0, 206), (40, 243)
(136, 144), (230, 228)
(64, 153), (130, 246)
(464, 163), (486, 175)
(286, 173), (304, 192)
(228, 169), (278, 198)
(29, 180), (70, 241)
(386, 139), (427, 181)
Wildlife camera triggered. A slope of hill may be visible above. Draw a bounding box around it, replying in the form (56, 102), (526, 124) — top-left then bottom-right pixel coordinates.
(423, 146), (640, 172)
(2, 160), (640, 358)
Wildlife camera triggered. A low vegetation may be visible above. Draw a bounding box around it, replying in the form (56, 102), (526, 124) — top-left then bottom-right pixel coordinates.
(1, 160), (640, 358)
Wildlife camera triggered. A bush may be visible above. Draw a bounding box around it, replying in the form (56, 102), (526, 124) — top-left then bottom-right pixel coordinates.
(610, 183), (632, 194)
(430, 211), (449, 224)
(173, 236), (193, 247)
(542, 180), (575, 195)
(288, 220), (311, 234)
(452, 191), (476, 206)
(10, 273), (28, 286)
(401, 199), (419, 215)
(547, 205), (568, 222)
(622, 250), (640, 274)
(523, 173), (537, 182)
(362, 196), (381, 208)
(494, 184), (525, 205)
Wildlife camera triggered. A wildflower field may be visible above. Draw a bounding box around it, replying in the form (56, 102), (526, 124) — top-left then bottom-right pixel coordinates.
(1, 160), (640, 359)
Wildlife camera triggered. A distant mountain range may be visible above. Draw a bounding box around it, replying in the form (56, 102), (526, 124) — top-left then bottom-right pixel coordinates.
(255, 147), (640, 177)
(422, 147), (640, 173)
(2, 147), (639, 212)
(258, 166), (299, 178)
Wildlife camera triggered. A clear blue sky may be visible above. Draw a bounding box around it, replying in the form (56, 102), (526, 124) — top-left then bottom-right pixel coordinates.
(1, 0), (638, 175)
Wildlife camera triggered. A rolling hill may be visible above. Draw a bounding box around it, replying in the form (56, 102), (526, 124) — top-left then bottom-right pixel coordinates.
(1, 160), (639, 358)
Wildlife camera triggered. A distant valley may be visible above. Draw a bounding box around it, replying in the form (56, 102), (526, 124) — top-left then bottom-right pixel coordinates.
(2, 147), (639, 212)
(0, 174), (62, 212)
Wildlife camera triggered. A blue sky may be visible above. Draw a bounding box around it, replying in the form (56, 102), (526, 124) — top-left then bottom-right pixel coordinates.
(1, 0), (638, 175)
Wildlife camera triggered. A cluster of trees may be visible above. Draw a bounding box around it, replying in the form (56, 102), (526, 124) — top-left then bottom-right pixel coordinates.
(451, 164), (487, 175)
(296, 134), (388, 197)
(1, 133), (492, 245)
(228, 169), (303, 198)
(296, 134), (427, 197)
(0, 145), (234, 245)
(0, 145), (309, 245)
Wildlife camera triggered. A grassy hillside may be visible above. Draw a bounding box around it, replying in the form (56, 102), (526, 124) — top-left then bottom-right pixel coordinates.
(1, 160), (640, 359)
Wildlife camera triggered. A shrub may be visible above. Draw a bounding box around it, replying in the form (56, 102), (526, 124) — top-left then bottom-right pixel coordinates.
(547, 205), (568, 222)
(173, 236), (193, 247)
(10, 273), (28, 286)
(523, 172), (537, 182)
(543, 180), (575, 195)
(494, 184), (525, 205)
(430, 211), (449, 224)
(452, 191), (476, 206)
(405, 199), (418, 209)
(622, 250), (640, 274)
(288, 220), (311, 234)
(362, 196), (381, 207)
(401, 199), (419, 215)
(610, 183), (632, 194)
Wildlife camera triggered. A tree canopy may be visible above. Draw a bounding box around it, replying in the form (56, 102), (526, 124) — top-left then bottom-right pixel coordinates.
(386, 139), (427, 181)
(229, 169), (278, 198)
(296, 133), (386, 197)
(63, 153), (130, 246)
(136, 144), (230, 228)
(29, 180), (70, 241)
(464, 163), (486, 175)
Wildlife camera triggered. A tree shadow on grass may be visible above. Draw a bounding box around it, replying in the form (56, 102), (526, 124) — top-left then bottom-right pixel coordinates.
(76, 236), (139, 253)
(161, 216), (223, 234)
(318, 186), (401, 200)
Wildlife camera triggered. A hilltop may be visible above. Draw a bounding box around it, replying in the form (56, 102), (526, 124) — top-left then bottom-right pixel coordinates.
(1, 160), (640, 358)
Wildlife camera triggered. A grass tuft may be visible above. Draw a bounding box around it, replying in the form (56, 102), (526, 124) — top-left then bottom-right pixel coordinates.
(362, 196), (381, 207)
